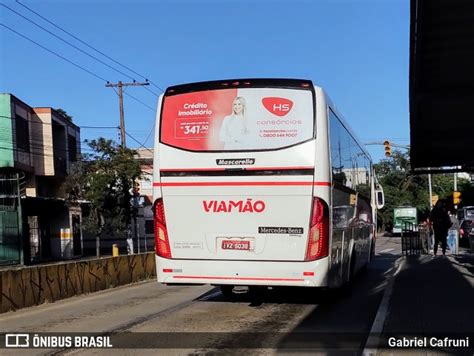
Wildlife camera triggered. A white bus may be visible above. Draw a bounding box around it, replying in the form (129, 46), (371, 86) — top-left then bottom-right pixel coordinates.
(153, 79), (384, 295)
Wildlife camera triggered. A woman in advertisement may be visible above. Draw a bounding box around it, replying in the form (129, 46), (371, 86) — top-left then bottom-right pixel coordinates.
(219, 96), (250, 149)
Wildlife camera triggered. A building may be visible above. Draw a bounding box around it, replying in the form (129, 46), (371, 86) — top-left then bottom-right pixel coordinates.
(0, 94), (82, 265)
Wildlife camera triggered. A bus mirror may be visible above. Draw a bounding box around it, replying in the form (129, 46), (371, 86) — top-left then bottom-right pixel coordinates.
(376, 189), (385, 209)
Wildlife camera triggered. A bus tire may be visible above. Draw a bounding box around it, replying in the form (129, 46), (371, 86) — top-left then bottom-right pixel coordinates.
(248, 286), (266, 303)
(220, 285), (234, 299)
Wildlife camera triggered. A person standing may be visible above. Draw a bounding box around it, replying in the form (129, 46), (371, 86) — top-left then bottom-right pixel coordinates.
(429, 200), (452, 255)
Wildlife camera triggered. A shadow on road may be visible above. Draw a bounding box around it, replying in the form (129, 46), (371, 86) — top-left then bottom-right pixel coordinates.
(189, 253), (401, 353)
(271, 252), (400, 354)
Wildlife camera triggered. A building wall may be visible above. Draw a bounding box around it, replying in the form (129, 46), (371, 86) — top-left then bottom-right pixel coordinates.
(31, 109), (54, 176)
(31, 108), (81, 177)
(0, 94), (15, 167)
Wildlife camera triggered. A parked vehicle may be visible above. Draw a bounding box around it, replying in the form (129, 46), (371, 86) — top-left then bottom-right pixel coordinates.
(393, 206), (418, 235)
(457, 206), (474, 221)
(457, 207), (474, 248)
(459, 219), (474, 248)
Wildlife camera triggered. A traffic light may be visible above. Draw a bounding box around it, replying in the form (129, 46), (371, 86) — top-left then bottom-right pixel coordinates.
(383, 140), (391, 157)
(453, 191), (461, 205)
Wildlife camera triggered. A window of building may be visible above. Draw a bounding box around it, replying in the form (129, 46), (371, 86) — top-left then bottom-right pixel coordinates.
(15, 115), (30, 152)
(68, 135), (77, 162)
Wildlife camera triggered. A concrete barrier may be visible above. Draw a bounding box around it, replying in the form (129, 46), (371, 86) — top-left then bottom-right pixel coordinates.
(0, 253), (156, 313)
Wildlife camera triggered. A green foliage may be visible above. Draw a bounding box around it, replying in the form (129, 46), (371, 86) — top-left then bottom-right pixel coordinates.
(62, 138), (142, 237)
(55, 108), (73, 122)
(374, 149), (474, 231)
(458, 179), (474, 208)
(374, 150), (431, 230)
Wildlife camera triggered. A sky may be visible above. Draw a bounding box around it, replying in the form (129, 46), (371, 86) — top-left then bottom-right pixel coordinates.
(0, 0), (410, 162)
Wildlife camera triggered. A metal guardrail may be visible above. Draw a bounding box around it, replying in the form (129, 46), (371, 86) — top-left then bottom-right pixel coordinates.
(400, 220), (429, 256)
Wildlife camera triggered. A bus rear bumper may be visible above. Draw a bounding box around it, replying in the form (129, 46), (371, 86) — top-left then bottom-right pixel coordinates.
(155, 255), (330, 287)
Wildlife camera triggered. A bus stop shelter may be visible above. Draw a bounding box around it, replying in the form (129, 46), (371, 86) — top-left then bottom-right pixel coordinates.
(409, 0), (474, 172)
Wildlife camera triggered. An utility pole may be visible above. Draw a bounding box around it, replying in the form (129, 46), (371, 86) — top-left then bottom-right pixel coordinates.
(105, 80), (149, 146)
(106, 80), (149, 254)
(453, 170), (458, 210)
(428, 169), (433, 209)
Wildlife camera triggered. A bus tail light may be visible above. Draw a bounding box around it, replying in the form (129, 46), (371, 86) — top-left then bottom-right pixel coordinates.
(154, 198), (172, 258)
(305, 197), (329, 261)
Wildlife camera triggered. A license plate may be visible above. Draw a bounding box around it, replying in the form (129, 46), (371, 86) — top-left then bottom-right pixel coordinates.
(221, 240), (250, 251)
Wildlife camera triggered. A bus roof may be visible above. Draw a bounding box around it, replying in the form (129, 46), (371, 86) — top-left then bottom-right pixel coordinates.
(164, 78), (314, 96)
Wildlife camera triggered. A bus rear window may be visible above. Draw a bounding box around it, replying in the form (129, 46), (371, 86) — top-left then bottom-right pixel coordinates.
(160, 87), (314, 151)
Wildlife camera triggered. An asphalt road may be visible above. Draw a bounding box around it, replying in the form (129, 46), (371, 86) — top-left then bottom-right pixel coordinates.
(0, 235), (402, 355)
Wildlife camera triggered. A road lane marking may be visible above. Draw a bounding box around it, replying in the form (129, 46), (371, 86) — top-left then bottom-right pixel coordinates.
(362, 256), (405, 356)
(379, 248), (394, 253)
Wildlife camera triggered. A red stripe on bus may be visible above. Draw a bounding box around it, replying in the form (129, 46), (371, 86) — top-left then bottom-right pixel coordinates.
(153, 181), (330, 187)
(246, 166), (314, 171)
(160, 168), (225, 172)
(153, 182), (314, 187)
(173, 276), (305, 282)
(159, 166), (314, 172)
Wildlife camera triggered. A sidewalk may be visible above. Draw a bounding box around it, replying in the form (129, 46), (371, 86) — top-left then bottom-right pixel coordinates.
(379, 249), (474, 354)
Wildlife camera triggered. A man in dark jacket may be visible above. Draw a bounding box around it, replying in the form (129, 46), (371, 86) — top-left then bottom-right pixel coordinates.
(429, 200), (452, 255)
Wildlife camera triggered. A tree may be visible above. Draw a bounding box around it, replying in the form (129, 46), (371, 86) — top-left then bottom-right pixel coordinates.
(55, 108), (73, 122)
(62, 138), (142, 256)
(374, 150), (430, 231)
(374, 149), (473, 232)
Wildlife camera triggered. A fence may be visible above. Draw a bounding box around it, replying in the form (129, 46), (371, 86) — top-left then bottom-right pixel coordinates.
(400, 220), (429, 256)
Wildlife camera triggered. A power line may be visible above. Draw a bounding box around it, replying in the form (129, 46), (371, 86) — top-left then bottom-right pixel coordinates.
(15, 0), (165, 94)
(141, 123), (155, 147)
(0, 23), (108, 82)
(125, 131), (153, 155)
(0, 26), (157, 113)
(1, 3), (140, 83)
(79, 126), (120, 129)
(123, 91), (156, 112)
(0, 115), (119, 129)
(1, 136), (96, 154)
(106, 81), (151, 146)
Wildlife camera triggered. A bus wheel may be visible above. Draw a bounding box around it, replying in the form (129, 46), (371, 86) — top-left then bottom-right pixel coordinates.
(248, 286), (266, 303)
(220, 285), (234, 299)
